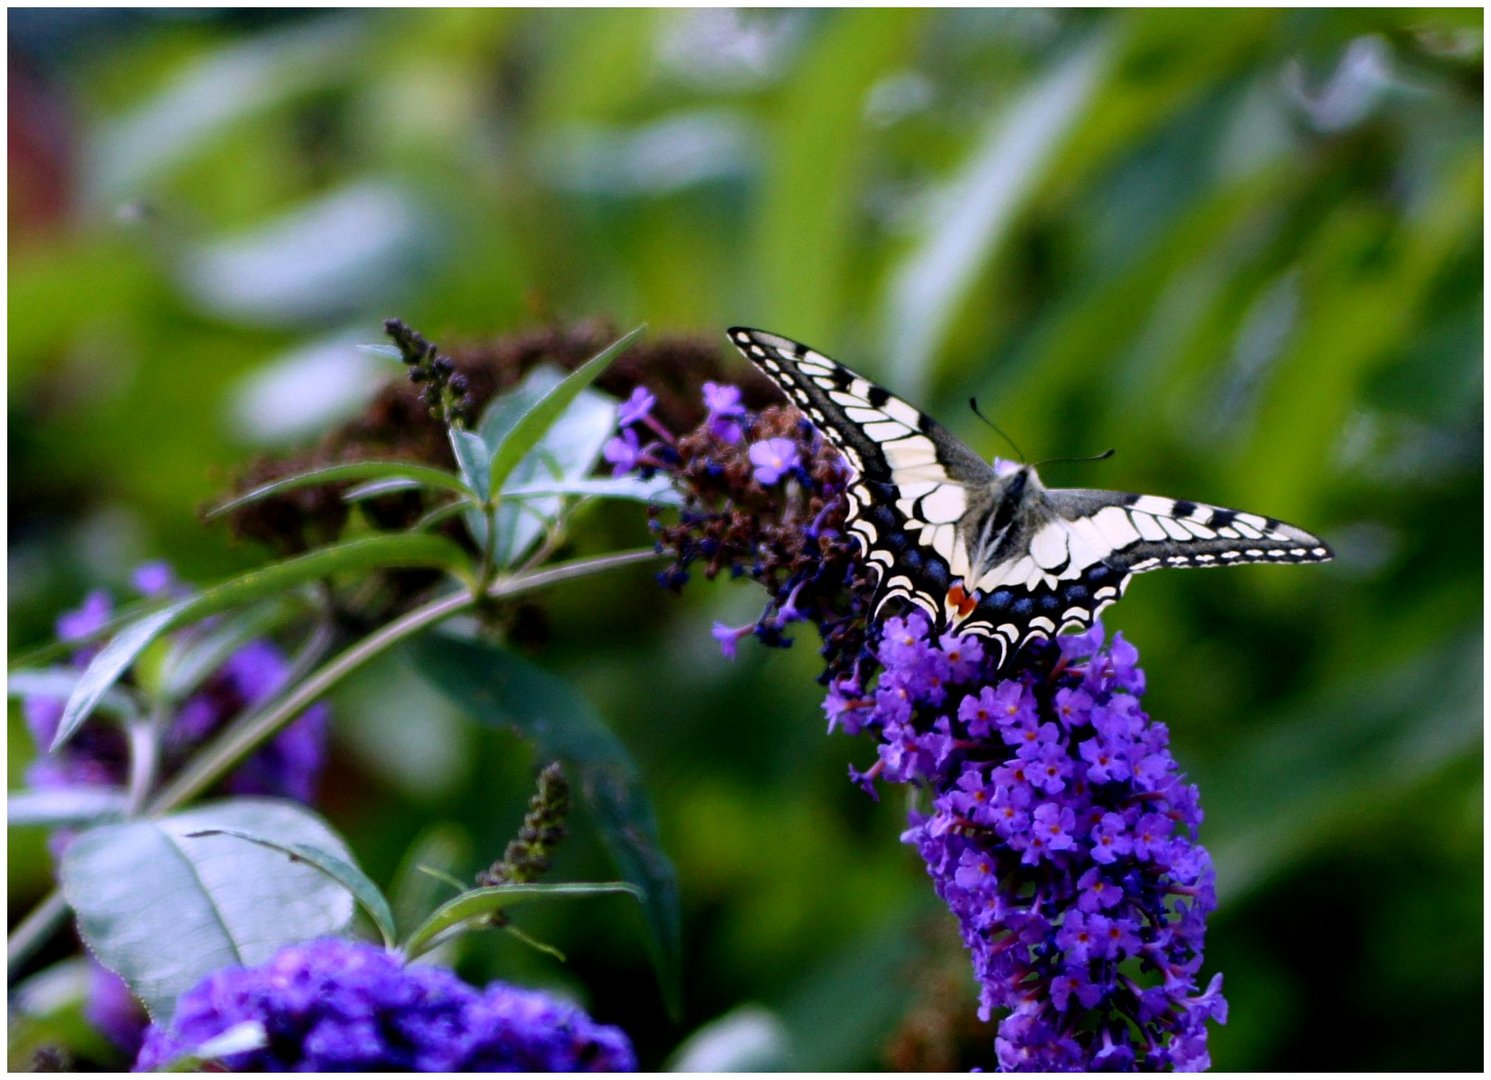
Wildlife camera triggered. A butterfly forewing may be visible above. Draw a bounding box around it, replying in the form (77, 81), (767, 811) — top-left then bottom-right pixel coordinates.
(728, 327), (992, 626)
(726, 327), (1332, 672)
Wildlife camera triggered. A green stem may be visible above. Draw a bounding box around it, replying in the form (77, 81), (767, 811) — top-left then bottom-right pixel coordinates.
(144, 589), (475, 816)
(124, 711), (164, 817)
(146, 547), (659, 817)
(7, 890), (67, 979)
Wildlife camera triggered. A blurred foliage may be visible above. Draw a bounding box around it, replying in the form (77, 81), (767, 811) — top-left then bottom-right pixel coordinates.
(8, 8), (1482, 1071)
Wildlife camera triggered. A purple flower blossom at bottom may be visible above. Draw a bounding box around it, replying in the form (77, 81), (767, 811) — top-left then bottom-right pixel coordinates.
(133, 939), (636, 1072)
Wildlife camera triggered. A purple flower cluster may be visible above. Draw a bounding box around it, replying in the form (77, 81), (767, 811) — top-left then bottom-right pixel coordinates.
(134, 938), (637, 1072)
(615, 378), (1228, 1070)
(621, 380), (866, 667)
(845, 614), (1225, 1069)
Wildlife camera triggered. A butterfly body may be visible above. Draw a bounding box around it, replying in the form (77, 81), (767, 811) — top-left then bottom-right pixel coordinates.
(728, 326), (1332, 669)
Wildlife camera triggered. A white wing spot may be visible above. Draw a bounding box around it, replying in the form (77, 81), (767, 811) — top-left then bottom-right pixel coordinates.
(1159, 516), (1191, 542)
(883, 399), (921, 427)
(1133, 495), (1178, 516)
(1092, 506), (1141, 549)
(1029, 525), (1070, 570)
(919, 485), (966, 524)
(1131, 513), (1168, 542)
(863, 420), (912, 441)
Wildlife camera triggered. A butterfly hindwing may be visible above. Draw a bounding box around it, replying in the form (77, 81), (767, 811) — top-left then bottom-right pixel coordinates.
(954, 490), (1332, 663)
(728, 327), (993, 624)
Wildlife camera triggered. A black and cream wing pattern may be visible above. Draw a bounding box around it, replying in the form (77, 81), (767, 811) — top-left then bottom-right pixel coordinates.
(728, 327), (1332, 670)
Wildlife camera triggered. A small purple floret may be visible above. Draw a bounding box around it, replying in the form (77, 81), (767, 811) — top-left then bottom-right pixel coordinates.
(617, 386), (656, 427)
(748, 438), (800, 485)
(603, 428), (643, 475)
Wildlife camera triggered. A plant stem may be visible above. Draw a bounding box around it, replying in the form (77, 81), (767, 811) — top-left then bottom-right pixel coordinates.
(146, 547), (660, 817)
(144, 589), (475, 816)
(124, 711), (163, 817)
(7, 889), (67, 979)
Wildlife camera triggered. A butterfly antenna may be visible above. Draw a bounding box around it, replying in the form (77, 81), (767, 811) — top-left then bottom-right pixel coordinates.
(968, 398), (1026, 463)
(1034, 448), (1117, 468)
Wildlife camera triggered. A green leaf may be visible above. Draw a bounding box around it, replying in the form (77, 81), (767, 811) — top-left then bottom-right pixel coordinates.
(51, 534), (469, 751)
(59, 797), (356, 1022)
(489, 367), (619, 566)
(406, 633), (682, 1016)
(415, 499), (477, 533)
(207, 460), (471, 518)
(402, 881), (641, 958)
(185, 826), (397, 948)
(485, 325), (644, 499)
(503, 474), (683, 507)
(341, 477), (429, 501)
(388, 824), (472, 934)
(881, 37), (1111, 397)
(7, 787), (128, 828)
(52, 603), (186, 752)
(752, 8), (923, 339)
(449, 428), (492, 500)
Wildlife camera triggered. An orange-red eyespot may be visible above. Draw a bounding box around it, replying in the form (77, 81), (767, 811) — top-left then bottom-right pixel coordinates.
(947, 582), (979, 619)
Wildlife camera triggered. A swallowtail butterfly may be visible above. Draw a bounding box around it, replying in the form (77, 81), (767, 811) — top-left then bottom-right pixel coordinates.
(728, 327), (1332, 670)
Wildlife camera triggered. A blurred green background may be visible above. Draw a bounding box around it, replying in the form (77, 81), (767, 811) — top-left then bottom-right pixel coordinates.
(8, 8), (1482, 1071)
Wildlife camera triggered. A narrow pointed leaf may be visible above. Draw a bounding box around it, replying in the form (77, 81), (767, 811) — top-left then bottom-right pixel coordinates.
(503, 475), (683, 506)
(158, 600), (300, 703)
(487, 367), (618, 566)
(207, 460), (471, 518)
(485, 325), (644, 499)
(449, 428), (492, 500)
(186, 826), (397, 948)
(52, 603), (186, 751)
(8, 668), (141, 724)
(402, 881), (641, 958)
